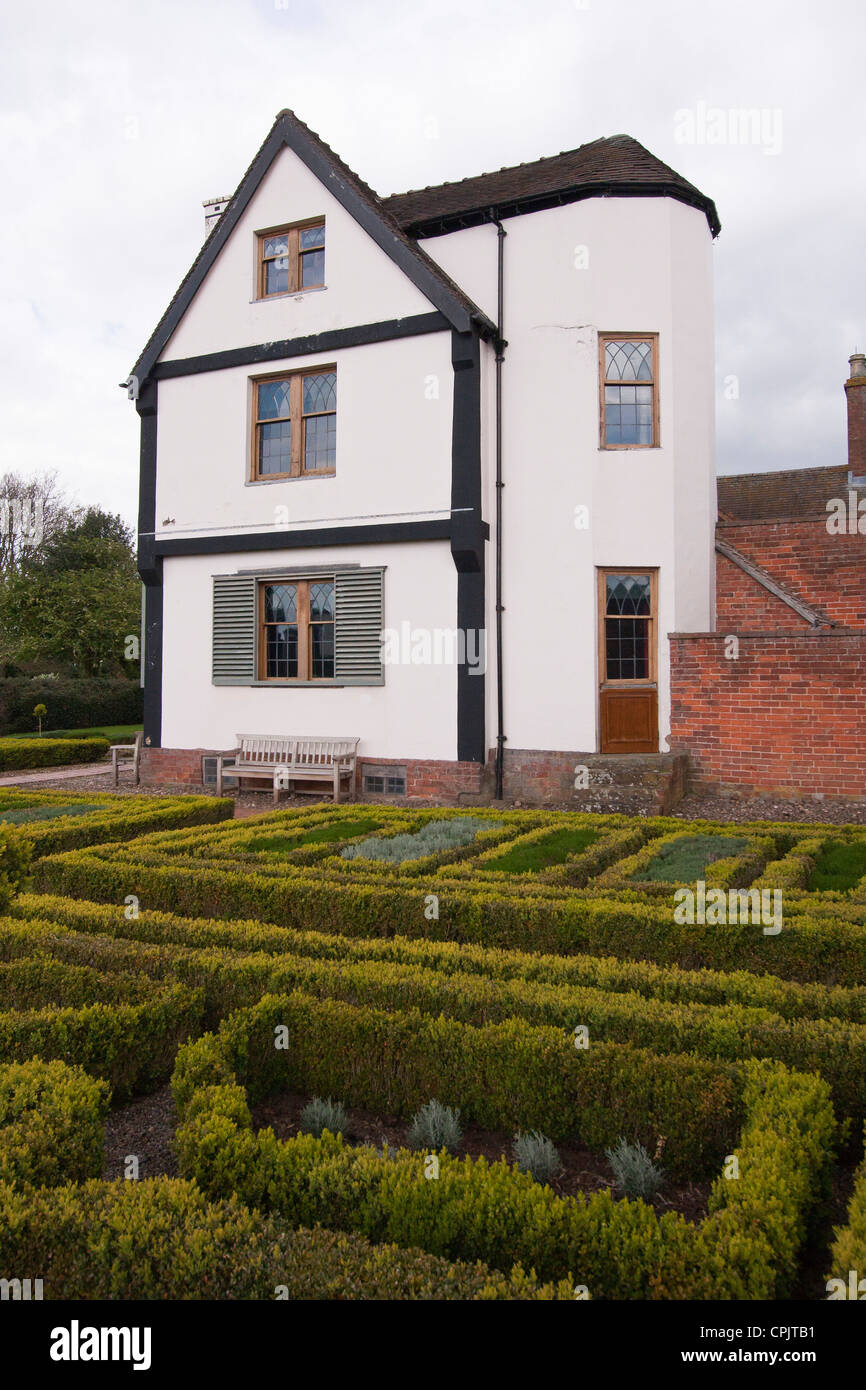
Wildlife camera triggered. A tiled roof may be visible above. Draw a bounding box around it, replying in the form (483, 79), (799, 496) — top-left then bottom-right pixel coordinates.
(717, 466), (852, 521)
(383, 135), (720, 237)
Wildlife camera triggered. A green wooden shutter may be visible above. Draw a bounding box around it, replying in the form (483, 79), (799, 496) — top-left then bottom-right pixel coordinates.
(334, 567), (384, 684)
(212, 574), (256, 685)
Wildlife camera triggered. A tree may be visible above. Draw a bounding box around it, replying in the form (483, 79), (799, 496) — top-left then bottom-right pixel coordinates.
(0, 470), (70, 578)
(0, 506), (141, 677)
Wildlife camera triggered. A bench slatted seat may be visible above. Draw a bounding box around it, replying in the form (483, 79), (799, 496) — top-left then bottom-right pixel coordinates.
(216, 736), (359, 804)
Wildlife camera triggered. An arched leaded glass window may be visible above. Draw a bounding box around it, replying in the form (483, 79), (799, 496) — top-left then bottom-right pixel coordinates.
(600, 334), (658, 447)
(252, 368), (337, 479)
(258, 220), (325, 298)
(259, 579), (335, 680)
(600, 571), (656, 682)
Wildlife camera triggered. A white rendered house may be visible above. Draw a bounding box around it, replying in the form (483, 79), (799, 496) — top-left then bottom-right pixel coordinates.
(128, 110), (719, 799)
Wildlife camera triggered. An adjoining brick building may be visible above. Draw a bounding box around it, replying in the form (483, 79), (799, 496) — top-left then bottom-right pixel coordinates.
(668, 352), (866, 801)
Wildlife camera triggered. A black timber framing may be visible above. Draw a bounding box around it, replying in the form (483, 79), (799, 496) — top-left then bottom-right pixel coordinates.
(153, 312), (449, 380)
(130, 111), (494, 384)
(135, 379), (163, 748)
(451, 328), (486, 765)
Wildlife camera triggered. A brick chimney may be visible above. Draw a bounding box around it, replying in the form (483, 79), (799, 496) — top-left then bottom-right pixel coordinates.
(202, 196), (231, 237)
(846, 348), (866, 485)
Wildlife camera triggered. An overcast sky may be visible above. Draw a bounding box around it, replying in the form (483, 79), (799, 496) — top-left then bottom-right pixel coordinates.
(2, 0), (864, 529)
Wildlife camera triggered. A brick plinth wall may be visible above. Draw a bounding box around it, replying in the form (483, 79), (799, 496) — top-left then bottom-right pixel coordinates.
(139, 748), (223, 789)
(669, 631), (866, 799)
(492, 749), (687, 811)
(139, 747), (484, 801)
(358, 757), (484, 801)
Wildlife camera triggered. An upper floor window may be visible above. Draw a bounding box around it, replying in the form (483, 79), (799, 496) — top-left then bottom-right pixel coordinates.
(257, 219), (325, 298)
(251, 368), (337, 480)
(599, 334), (658, 447)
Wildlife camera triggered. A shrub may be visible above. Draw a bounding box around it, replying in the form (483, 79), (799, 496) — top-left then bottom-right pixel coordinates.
(512, 1131), (562, 1185)
(606, 1138), (666, 1200)
(408, 1099), (463, 1154)
(827, 1123), (866, 1290)
(173, 1047), (835, 1298)
(0, 1058), (109, 1188)
(171, 992), (740, 1179)
(0, 825), (29, 913)
(0, 1179), (569, 1300)
(299, 1096), (348, 1138)
(0, 737), (109, 772)
(342, 817), (496, 863)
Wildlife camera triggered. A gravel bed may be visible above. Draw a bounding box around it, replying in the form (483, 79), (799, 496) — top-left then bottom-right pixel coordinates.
(103, 1084), (178, 1180)
(4, 773), (866, 824)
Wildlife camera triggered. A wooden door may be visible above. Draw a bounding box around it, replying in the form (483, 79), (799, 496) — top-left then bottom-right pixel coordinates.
(598, 570), (658, 753)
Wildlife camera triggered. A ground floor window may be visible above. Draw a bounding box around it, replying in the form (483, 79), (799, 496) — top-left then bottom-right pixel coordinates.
(258, 578), (335, 680)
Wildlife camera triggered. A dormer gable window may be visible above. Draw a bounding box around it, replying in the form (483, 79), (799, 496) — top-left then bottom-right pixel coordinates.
(257, 219), (325, 298)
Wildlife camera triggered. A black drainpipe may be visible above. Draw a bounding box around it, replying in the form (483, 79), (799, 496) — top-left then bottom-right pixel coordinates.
(491, 211), (507, 800)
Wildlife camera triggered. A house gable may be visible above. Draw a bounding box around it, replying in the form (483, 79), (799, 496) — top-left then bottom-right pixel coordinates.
(130, 109), (493, 382)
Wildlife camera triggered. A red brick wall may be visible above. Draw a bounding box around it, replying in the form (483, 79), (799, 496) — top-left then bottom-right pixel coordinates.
(669, 632), (866, 798)
(139, 747), (484, 801)
(715, 552), (810, 632)
(358, 757), (484, 800)
(139, 748), (221, 788)
(717, 519), (866, 629)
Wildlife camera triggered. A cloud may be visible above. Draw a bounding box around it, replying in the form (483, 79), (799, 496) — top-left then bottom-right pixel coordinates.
(1, 0), (864, 525)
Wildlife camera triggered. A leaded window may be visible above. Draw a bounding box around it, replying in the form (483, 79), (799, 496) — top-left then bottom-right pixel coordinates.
(259, 578), (335, 680)
(603, 572), (654, 681)
(600, 335), (658, 447)
(258, 220), (325, 298)
(252, 369), (337, 479)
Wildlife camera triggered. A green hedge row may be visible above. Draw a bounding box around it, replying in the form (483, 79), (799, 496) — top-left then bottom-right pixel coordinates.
(827, 1123), (866, 1294)
(33, 845), (866, 984)
(0, 1178), (569, 1300)
(0, 737), (110, 771)
(19, 893), (866, 1023)
(8, 904), (866, 1126)
(0, 1058), (108, 1188)
(0, 826), (29, 915)
(0, 982), (203, 1100)
(173, 1033), (835, 1298)
(172, 990), (741, 1179)
(0, 955), (158, 1010)
(3, 792), (233, 856)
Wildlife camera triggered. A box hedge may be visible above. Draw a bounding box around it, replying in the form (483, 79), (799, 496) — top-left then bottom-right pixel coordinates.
(0, 737), (110, 772)
(0, 1058), (108, 1188)
(0, 1178), (569, 1300)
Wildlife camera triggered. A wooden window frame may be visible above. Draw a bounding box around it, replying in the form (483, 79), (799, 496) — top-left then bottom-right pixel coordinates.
(249, 365), (337, 482)
(597, 568), (658, 688)
(257, 576), (335, 682)
(598, 333), (660, 449)
(256, 217), (326, 300)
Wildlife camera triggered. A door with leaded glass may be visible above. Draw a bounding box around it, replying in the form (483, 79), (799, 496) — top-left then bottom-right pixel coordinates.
(597, 570), (658, 753)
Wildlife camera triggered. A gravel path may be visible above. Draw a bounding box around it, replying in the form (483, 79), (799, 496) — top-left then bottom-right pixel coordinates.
(3, 771), (866, 823)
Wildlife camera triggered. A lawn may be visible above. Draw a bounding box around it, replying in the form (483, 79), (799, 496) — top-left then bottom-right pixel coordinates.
(481, 824), (600, 873)
(808, 838), (866, 892)
(2, 724), (141, 742)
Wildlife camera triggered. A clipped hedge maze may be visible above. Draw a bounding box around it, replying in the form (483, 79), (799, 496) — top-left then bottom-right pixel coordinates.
(3, 802), (865, 1299)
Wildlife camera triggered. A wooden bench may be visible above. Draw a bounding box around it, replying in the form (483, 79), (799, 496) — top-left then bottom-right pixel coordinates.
(216, 736), (360, 804)
(109, 730), (143, 787)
